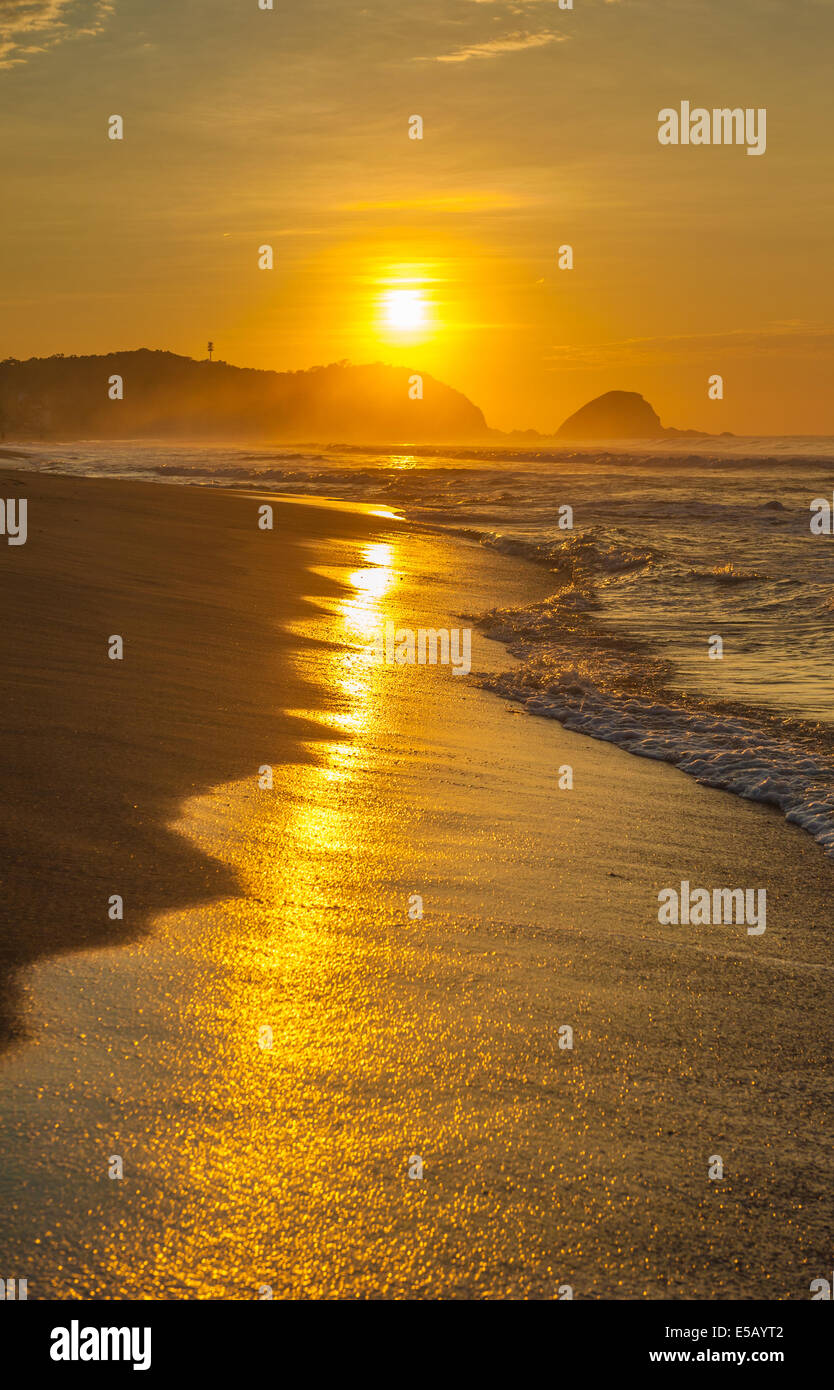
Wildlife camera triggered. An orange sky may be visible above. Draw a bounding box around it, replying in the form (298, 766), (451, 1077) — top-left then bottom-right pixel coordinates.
(1, 0), (833, 434)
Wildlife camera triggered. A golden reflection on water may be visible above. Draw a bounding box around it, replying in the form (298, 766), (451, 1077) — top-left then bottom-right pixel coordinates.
(83, 529), (644, 1299)
(99, 534), (412, 1296)
(343, 542), (396, 643)
(279, 538), (400, 888)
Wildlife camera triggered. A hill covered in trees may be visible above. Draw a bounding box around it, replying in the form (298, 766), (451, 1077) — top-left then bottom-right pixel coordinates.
(0, 350), (490, 443)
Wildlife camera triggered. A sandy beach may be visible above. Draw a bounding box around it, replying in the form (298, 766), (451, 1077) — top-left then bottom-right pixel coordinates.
(0, 470), (833, 1299)
(0, 472), (400, 1043)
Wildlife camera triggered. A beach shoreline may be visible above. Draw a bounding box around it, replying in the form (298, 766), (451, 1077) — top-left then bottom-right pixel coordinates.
(1, 470), (833, 1298)
(0, 470), (406, 1048)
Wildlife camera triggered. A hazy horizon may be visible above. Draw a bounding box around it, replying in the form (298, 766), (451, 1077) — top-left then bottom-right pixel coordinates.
(6, 344), (834, 441)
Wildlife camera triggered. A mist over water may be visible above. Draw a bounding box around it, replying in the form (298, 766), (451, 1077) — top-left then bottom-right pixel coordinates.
(13, 437), (834, 853)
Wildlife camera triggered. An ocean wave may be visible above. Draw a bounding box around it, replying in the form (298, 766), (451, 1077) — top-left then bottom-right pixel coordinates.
(332, 440), (834, 468)
(151, 463), (303, 481)
(476, 527), (660, 582)
(475, 595), (834, 855)
(684, 562), (767, 584)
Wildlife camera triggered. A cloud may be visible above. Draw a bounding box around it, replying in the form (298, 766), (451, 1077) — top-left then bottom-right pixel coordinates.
(466, 0), (621, 4)
(0, 0), (115, 71)
(545, 324), (834, 369)
(432, 30), (568, 63)
(338, 191), (535, 212)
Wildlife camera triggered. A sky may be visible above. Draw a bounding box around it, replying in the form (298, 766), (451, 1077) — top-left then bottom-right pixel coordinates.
(1, 0), (833, 434)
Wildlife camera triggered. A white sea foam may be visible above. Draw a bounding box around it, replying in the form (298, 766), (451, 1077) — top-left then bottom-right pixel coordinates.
(483, 660), (834, 855)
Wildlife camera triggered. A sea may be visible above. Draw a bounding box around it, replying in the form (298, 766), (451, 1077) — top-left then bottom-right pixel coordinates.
(9, 436), (834, 856)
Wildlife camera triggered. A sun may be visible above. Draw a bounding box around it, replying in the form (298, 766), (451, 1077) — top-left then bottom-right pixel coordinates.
(383, 288), (425, 331)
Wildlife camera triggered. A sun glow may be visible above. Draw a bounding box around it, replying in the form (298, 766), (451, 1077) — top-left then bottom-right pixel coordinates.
(382, 288), (425, 331)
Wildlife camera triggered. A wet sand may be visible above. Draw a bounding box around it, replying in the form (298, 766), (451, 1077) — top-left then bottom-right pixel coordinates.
(0, 472), (833, 1299)
(0, 472), (398, 1046)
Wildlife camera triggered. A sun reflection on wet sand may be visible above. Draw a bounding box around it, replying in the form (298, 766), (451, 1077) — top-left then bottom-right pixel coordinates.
(106, 533), (566, 1298)
(95, 527), (528, 1299)
(2, 520), (832, 1300)
(104, 534), (419, 1296)
(342, 541), (397, 640)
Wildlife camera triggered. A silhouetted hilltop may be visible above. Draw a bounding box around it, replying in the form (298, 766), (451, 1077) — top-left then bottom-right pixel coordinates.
(556, 391), (665, 439)
(0, 350), (489, 443)
(554, 390), (724, 441)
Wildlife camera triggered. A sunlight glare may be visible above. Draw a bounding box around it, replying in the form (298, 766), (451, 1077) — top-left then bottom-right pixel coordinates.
(383, 288), (425, 331)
